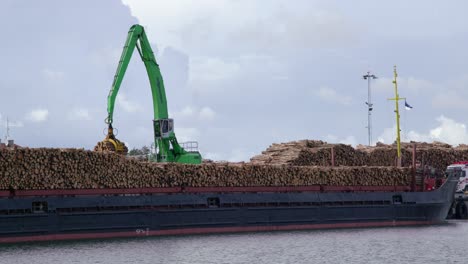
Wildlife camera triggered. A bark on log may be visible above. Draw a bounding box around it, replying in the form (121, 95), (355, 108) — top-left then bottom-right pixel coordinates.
(251, 140), (466, 171)
(0, 148), (411, 190)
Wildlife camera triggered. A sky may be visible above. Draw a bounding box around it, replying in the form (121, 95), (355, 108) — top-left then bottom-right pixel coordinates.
(1, 0), (468, 161)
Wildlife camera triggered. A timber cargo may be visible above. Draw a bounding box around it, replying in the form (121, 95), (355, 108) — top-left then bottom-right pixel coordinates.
(251, 140), (468, 171)
(0, 147), (460, 243)
(0, 148), (412, 189)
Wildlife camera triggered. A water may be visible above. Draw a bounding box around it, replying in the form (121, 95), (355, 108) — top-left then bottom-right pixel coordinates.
(1, 221), (467, 264)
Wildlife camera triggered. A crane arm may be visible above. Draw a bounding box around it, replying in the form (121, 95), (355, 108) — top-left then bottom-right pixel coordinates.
(106, 25), (168, 124)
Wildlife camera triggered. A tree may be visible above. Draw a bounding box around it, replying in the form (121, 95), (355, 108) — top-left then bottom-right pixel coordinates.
(128, 148), (143, 156)
(128, 146), (151, 156)
(141, 146), (150, 155)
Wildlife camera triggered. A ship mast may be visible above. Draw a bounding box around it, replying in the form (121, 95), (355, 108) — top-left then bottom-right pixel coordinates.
(388, 66), (405, 167)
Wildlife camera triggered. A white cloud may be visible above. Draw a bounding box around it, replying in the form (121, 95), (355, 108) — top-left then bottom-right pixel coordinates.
(376, 126), (397, 144)
(377, 116), (468, 146)
(42, 68), (65, 81)
(132, 126), (154, 145)
(228, 148), (256, 162)
(199, 107), (216, 121)
(203, 152), (223, 161)
(26, 109), (49, 122)
(68, 108), (92, 121)
(0, 114), (24, 128)
(325, 134), (357, 146)
(122, 0), (355, 55)
(316, 86), (352, 105)
(373, 74), (468, 111)
(116, 93), (143, 113)
(173, 105), (216, 121)
(432, 90), (468, 109)
(176, 127), (200, 142)
(175, 106), (196, 119)
(426, 116), (468, 145)
(189, 57), (240, 82)
(8, 121), (24, 128)
(203, 148), (255, 162)
(189, 55), (288, 90)
(373, 76), (434, 95)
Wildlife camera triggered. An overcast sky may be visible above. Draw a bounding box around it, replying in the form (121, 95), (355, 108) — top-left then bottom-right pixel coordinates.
(1, 0), (468, 161)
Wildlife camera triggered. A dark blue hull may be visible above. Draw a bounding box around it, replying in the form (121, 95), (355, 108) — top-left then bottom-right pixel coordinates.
(0, 175), (458, 243)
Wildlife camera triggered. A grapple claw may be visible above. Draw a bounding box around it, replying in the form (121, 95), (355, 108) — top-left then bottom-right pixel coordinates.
(94, 124), (128, 155)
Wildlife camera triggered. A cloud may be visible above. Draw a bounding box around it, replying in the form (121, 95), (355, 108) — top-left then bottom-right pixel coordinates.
(189, 55), (288, 92)
(176, 106), (196, 118)
(173, 106), (216, 121)
(26, 109), (49, 122)
(199, 107), (216, 121)
(376, 126), (397, 145)
(432, 90), (468, 109)
(203, 148), (255, 162)
(176, 127), (200, 142)
(116, 93), (143, 113)
(42, 68), (65, 81)
(0, 114), (24, 129)
(373, 74), (468, 111)
(203, 152), (223, 161)
(373, 76), (434, 95)
(128, 126), (154, 147)
(377, 116), (468, 146)
(68, 108), (92, 121)
(316, 86), (352, 105)
(227, 148), (256, 162)
(0, 114), (24, 128)
(189, 57), (240, 82)
(325, 134), (357, 146)
(123, 0), (356, 55)
(5, 0), (468, 159)
(7, 120), (24, 128)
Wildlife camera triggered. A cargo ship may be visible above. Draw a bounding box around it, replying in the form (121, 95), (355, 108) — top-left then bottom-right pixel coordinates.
(0, 25), (459, 243)
(0, 170), (459, 243)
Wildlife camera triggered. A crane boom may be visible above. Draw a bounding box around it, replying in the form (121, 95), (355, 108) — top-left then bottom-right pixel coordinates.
(106, 25), (167, 124)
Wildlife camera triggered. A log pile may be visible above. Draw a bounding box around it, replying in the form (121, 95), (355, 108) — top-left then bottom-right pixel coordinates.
(94, 141), (129, 155)
(0, 148), (411, 190)
(251, 140), (468, 171)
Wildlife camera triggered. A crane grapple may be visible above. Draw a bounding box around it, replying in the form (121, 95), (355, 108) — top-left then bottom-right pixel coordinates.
(94, 124), (128, 155)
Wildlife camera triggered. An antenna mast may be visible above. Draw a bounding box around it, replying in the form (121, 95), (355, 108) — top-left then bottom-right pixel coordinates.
(5, 116), (10, 142)
(363, 71), (377, 146)
(4, 117), (11, 142)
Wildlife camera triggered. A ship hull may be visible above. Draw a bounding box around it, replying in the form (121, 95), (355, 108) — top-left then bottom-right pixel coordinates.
(0, 175), (457, 243)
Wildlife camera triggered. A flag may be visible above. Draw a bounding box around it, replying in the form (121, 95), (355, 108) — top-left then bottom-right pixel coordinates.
(405, 100), (413, 110)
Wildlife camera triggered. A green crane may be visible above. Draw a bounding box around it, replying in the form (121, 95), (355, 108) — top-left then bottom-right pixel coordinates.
(99, 24), (202, 164)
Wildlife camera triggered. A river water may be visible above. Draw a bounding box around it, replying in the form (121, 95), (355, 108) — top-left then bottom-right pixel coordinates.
(1, 221), (467, 264)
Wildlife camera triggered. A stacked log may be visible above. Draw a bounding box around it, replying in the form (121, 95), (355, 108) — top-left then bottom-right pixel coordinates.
(251, 140), (468, 171)
(0, 148), (411, 190)
(94, 141), (129, 154)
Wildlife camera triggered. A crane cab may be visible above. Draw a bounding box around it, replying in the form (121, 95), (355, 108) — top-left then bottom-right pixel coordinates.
(153, 119), (174, 139)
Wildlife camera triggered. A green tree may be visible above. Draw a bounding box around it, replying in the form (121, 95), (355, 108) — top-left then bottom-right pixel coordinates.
(141, 146), (150, 155)
(128, 148), (143, 156)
